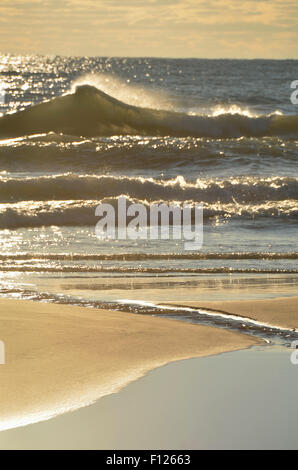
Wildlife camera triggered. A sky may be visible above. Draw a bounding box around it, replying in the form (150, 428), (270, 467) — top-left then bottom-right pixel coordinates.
(0, 0), (297, 58)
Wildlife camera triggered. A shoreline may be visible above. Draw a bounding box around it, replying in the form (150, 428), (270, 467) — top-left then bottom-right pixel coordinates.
(164, 296), (298, 330)
(0, 297), (262, 431)
(1, 347), (295, 450)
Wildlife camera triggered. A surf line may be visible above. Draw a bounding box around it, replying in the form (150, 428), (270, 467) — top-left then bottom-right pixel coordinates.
(117, 299), (298, 344)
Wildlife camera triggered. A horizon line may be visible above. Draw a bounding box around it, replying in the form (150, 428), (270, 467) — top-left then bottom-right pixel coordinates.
(0, 52), (297, 61)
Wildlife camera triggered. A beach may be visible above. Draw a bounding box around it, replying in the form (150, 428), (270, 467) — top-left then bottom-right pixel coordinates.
(0, 56), (297, 449)
(0, 298), (261, 432)
(1, 345), (298, 450)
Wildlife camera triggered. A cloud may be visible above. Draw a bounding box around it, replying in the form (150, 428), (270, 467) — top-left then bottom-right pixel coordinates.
(0, 0), (296, 58)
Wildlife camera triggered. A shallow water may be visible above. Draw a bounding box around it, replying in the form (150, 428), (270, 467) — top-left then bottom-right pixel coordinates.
(0, 272), (296, 346)
(0, 346), (297, 449)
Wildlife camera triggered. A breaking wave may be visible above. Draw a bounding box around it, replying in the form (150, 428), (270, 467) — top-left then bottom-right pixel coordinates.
(0, 198), (297, 229)
(0, 84), (297, 139)
(0, 252), (297, 261)
(0, 134), (297, 175)
(0, 174), (297, 203)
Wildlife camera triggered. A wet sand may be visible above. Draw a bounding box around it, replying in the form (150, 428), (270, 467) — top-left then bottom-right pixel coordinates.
(0, 298), (260, 431)
(0, 346), (297, 450)
(166, 296), (298, 330)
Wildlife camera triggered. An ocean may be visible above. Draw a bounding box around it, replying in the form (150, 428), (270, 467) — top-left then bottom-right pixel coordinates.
(0, 56), (297, 321)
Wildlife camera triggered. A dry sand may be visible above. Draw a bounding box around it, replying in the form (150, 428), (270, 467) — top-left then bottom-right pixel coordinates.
(0, 298), (261, 431)
(165, 296), (298, 330)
